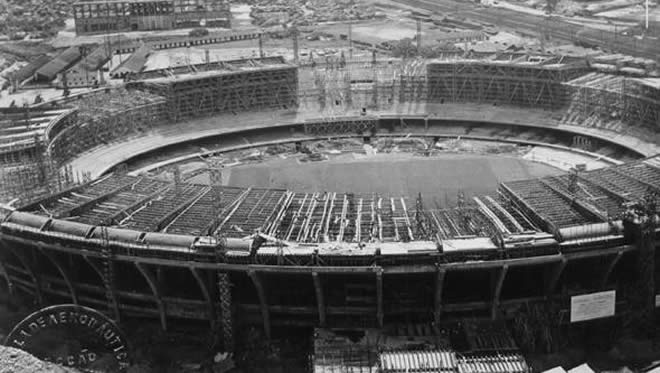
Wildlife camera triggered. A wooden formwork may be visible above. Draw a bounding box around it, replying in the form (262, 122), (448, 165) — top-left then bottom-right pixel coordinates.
(48, 101), (169, 165)
(426, 62), (587, 109)
(141, 66), (299, 122)
(561, 76), (660, 141)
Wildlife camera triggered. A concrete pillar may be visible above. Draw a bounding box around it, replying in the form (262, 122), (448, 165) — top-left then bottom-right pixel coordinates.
(218, 272), (234, 352)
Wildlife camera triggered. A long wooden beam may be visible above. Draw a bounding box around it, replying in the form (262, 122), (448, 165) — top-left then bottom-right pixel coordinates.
(540, 178), (606, 222)
(546, 257), (567, 296)
(491, 264), (508, 320)
(190, 267), (214, 328)
(484, 195), (524, 232)
(4, 242), (42, 304)
(81, 254), (104, 283)
(0, 259), (14, 297)
(157, 187), (210, 232)
(38, 245), (78, 305)
(600, 251), (623, 287)
(434, 267), (446, 324)
(312, 272), (326, 326)
(248, 270), (271, 339)
(135, 262), (167, 331)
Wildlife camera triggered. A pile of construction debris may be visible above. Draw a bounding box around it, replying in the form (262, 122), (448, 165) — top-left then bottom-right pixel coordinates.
(248, 0), (377, 27)
(0, 346), (83, 373)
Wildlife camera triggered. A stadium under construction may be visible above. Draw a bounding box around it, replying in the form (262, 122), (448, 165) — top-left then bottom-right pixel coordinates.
(0, 52), (658, 360)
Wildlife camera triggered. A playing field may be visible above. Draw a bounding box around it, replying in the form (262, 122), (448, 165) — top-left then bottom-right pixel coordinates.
(224, 152), (562, 206)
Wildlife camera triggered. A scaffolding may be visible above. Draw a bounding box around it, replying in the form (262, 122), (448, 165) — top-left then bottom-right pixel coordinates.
(297, 57), (426, 114)
(0, 146), (81, 205)
(140, 64), (298, 121)
(0, 107), (81, 205)
(47, 88), (168, 165)
(562, 73), (660, 143)
(426, 61), (588, 109)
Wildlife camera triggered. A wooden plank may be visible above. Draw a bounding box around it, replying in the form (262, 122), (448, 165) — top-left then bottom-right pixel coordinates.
(377, 197), (383, 241)
(285, 193), (307, 241)
(323, 192), (335, 241)
(391, 198), (400, 241)
(355, 198), (362, 242)
(299, 192), (318, 242)
(337, 194), (348, 242)
(401, 197), (414, 240)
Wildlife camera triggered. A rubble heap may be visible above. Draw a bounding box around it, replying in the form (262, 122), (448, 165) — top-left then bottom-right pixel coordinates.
(0, 346), (83, 373)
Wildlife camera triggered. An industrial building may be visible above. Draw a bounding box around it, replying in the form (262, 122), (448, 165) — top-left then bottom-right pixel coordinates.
(72, 0), (231, 35)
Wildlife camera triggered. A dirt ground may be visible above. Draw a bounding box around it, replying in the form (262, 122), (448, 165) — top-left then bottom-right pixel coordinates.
(222, 152), (561, 205)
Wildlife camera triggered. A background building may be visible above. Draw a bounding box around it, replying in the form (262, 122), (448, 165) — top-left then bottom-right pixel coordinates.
(73, 0), (231, 35)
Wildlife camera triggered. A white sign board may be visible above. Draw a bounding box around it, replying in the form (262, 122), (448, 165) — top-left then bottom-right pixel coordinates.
(570, 290), (615, 323)
(655, 294), (660, 308)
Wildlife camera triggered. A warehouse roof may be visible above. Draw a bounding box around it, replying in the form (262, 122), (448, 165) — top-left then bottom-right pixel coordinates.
(35, 47), (82, 81)
(10, 55), (51, 84)
(138, 57), (294, 84)
(77, 44), (113, 71)
(110, 44), (151, 78)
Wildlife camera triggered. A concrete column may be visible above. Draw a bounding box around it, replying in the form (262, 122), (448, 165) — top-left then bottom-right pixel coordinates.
(218, 271), (234, 352)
